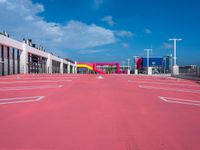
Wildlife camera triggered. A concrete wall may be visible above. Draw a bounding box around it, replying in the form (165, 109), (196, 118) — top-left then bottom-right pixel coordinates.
(0, 34), (23, 50)
(20, 43), (27, 74)
(3, 46), (8, 75)
(0, 45), (2, 76)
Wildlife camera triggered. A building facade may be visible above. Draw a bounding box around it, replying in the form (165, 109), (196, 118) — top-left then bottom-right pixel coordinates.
(135, 56), (172, 74)
(0, 34), (77, 76)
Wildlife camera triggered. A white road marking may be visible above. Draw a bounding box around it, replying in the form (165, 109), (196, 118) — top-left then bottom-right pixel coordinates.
(0, 85), (63, 91)
(97, 76), (104, 79)
(128, 80), (200, 87)
(159, 96), (200, 106)
(0, 77), (78, 80)
(138, 85), (200, 94)
(125, 78), (191, 83)
(0, 96), (45, 105)
(0, 80), (72, 84)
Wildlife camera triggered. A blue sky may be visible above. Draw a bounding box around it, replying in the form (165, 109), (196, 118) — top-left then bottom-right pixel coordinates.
(0, 0), (200, 65)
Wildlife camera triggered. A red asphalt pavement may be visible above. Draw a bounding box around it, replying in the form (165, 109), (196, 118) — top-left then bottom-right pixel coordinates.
(0, 74), (200, 150)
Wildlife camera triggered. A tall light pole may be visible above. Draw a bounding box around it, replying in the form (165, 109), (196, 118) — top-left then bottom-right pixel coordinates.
(127, 59), (130, 75)
(133, 56), (138, 69)
(133, 56), (138, 75)
(144, 49), (152, 74)
(169, 38), (182, 66)
(169, 38), (182, 75)
(127, 59), (130, 68)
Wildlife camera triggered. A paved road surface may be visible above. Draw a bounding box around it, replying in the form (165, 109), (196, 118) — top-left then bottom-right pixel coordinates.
(0, 74), (200, 150)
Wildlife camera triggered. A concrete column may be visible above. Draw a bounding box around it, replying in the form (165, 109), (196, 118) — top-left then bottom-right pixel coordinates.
(127, 69), (130, 75)
(3, 46), (8, 75)
(67, 62), (70, 74)
(60, 59), (64, 74)
(172, 65), (179, 76)
(71, 62), (77, 74)
(148, 67), (152, 75)
(47, 53), (52, 74)
(135, 69), (138, 75)
(74, 66), (77, 74)
(72, 65), (75, 74)
(20, 43), (28, 74)
(74, 62), (77, 74)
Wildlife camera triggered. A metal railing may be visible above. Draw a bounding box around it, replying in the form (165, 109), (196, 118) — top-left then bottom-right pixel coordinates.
(179, 66), (200, 77)
(174, 66), (200, 81)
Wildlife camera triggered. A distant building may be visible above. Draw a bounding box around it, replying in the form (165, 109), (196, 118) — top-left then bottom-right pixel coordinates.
(135, 56), (172, 74)
(0, 33), (77, 76)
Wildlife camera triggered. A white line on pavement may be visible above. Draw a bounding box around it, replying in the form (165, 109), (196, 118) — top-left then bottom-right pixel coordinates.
(0, 85), (63, 91)
(128, 80), (200, 87)
(0, 96), (45, 105)
(0, 80), (72, 84)
(0, 77), (77, 80)
(159, 96), (200, 106)
(138, 85), (200, 94)
(127, 78), (192, 82)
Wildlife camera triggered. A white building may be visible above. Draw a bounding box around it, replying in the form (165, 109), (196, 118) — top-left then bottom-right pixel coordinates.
(0, 33), (77, 76)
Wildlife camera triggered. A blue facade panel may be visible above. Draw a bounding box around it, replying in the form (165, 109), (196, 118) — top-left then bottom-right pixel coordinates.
(142, 57), (170, 70)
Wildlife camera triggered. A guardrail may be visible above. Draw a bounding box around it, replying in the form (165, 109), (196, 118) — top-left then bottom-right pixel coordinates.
(179, 66), (200, 76)
(174, 66), (200, 81)
(197, 67), (200, 77)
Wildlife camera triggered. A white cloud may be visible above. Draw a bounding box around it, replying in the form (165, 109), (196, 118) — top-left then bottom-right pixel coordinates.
(77, 49), (107, 54)
(115, 30), (134, 37)
(101, 16), (115, 26)
(162, 42), (173, 49)
(93, 0), (103, 9)
(121, 43), (129, 48)
(0, 0), (115, 53)
(0, 0), (6, 4)
(144, 28), (152, 34)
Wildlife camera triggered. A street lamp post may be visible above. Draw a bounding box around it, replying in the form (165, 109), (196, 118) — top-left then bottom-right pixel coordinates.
(133, 56), (138, 75)
(127, 59), (130, 75)
(169, 38), (182, 75)
(144, 49), (152, 75)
